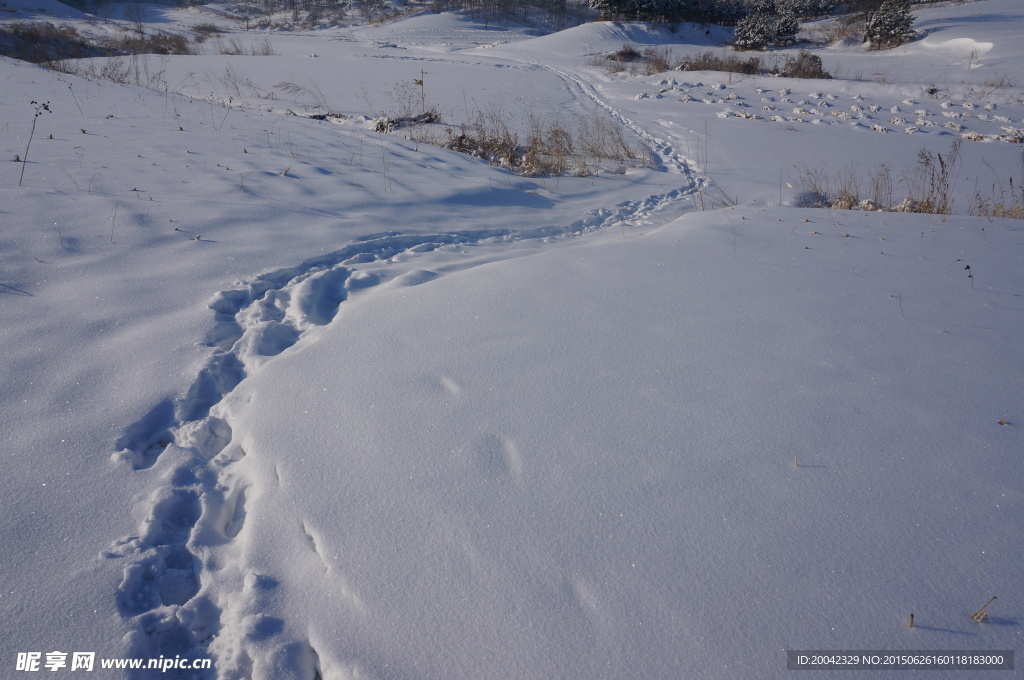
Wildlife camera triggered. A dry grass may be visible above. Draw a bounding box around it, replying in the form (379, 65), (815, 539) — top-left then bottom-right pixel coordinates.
(806, 14), (865, 46)
(642, 46), (674, 76)
(190, 23), (223, 41)
(388, 104), (649, 178)
(1, 20), (196, 64)
(47, 54), (171, 89)
(609, 43), (643, 62)
(677, 51), (762, 75)
(591, 45), (832, 80)
(210, 36), (276, 56)
(789, 140), (1024, 219)
(112, 30), (193, 55)
(0, 22), (102, 62)
(970, 154), (1024, 219)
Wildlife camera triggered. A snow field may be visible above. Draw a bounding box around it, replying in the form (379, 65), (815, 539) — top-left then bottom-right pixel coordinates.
(216, 207), (1023, 679)
(1, 0), (1023, 677)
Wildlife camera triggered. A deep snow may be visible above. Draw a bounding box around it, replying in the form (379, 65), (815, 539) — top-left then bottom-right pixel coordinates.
(1, 1), (1022, 678)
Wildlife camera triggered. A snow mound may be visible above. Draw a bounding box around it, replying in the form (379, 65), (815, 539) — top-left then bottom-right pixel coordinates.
(354, 11), (537, 51)
(921, 36), (993, 55)
(482, 20), (713, 60)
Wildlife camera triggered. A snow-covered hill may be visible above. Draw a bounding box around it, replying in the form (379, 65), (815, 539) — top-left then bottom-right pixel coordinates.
(1, 2), (1021, 678)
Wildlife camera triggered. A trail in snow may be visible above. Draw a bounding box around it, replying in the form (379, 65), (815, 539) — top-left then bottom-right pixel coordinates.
(108, 131), (698, 670)
(536, 62), (723, 211)
(106, 21), (718, 673)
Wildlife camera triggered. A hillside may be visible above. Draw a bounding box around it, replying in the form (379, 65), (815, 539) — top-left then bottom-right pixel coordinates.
(1, 1), (1021, 678)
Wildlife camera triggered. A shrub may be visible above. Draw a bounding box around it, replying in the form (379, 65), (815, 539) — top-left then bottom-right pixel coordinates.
(112, 31), (193, 55)
(0, 22), (101, 62)
(677, 51), (763, 75)
(0, 20), (196, 63)
(808, 13), (865, 45)
(608, 43), (642, 62)
(672, 50), (832, 79)
(782, 50), (831, 79)
(643, 46), (674, 75)
(191, 23), (223, 39)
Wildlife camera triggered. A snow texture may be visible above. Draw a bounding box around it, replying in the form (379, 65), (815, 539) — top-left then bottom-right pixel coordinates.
(1, 1), (1022, 678)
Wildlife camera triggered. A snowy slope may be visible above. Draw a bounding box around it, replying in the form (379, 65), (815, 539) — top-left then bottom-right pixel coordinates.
(209, 206), (1023, 680)
(1, 1), (1022, 678)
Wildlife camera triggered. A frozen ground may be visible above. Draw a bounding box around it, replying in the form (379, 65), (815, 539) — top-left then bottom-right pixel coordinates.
(0, 1), (1022, 678)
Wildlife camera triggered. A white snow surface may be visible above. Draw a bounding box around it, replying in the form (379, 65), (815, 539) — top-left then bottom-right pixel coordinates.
(1, 2), (1022, 678)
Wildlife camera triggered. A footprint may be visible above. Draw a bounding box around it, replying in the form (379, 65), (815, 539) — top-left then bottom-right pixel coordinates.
(115, 490), (201, 615)
(467, 434), (523, 484)
(290, 266), (349, 327)
(178, 415), (232, 460)
(115, 398), (175, 470)
(179, 353), (247, 423)
(158, 545), (201, 606)
(222, 486), (247, 539)
(248, 321), (302, 358)
(145, 488), (201, 546)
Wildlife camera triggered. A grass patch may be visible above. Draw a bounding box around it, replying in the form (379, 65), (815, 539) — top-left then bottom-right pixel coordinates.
(0, 20), (197, 64)
(383, 103), (650, 178)
(0, 21), (103, 62)
(791, 141), (1024, 219)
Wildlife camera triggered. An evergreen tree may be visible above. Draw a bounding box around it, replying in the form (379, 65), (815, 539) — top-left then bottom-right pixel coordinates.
(864, 0), (915, 48)
(695, 0), (746, 24)
(629, 0), (659, 20)
(811, 0), (838, 15)
(589, 0), (628, 20)
(733, 8), (776, 49)
(778, 0), (836, 18)
(774, 7), (798, 44)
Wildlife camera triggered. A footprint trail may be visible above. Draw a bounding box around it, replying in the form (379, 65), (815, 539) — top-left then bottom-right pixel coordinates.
(106, 166), (699, 674)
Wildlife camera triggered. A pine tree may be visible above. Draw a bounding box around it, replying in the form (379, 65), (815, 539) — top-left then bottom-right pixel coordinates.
(733, 8), (776, 50)
(864, 0), (915, 49)
(695, 0), (745, 24)
(589, 0), (628, 20)
(774, 7), (798, 44)
(778, 0), (836, 18)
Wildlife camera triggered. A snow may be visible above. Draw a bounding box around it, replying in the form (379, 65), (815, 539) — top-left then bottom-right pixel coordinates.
(217, 208), (1023, 679)
(1, 1), (1022, 678)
